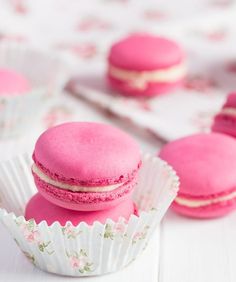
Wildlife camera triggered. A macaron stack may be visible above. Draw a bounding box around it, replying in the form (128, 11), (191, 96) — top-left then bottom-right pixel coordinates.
(107, 33), (186, 97)
(211, 92), (236, 137)
(25, 122), (141, 225)
(0, 131), (178, 277)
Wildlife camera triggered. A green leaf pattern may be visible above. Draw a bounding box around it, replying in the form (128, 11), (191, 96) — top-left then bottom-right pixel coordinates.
(132, 225), (150, 245)
(15, 218), (54, 254)
(13, 219), (150, 274)
(62, 223), (82, 239)
(102, 222), (127, 240)
(66, 249), (93, 274)
(23, 251), (36, 265)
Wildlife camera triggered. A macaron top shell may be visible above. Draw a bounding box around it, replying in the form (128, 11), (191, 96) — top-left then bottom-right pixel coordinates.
(33, 122), (141, 186)
(159, 133), (236, 197)
(108, 34), (184, 71)
(0, 68), (31, 96)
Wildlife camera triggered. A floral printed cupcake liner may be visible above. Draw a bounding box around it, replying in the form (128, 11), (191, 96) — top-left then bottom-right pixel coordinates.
(0, 153), (179, 276)
(0, 42), (72, 138)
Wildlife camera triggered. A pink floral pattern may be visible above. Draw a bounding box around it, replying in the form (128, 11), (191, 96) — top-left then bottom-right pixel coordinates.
(62, 223), (82, 239)
(15, 219), (54, 254)
(210, 0), (234, 8)
(0, 33), (27, 42)
(205, 29), (228, 41)
(114, 222), (127, 233)
(43, 106), (72, 128)
(132, 225), (150, 245)
(76, 17), (113, 31)
(143, 9), (167, 21)
(11, 0), (28, 14)
(66, 249), (93, 274)
(56, 42), (98, 59)
(184, 75), (218, 93)
(138, 194), (154, 209)
(102, 222), (127, 240)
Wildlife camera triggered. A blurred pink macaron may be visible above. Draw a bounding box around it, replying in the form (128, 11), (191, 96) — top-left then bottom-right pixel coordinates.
(25, 193), (138, 225)
(212, 92), (236, 137)
(107, 33), (186, 97)
(32, 122), (141, 211)
(159, 133), (236, 218)
(0, 68), (31, 95)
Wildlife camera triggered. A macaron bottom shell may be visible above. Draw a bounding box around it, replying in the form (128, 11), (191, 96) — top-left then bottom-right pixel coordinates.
(172, 199), (236, 219)
(25, 193), (138, 226)
(108, 74), (184, 97)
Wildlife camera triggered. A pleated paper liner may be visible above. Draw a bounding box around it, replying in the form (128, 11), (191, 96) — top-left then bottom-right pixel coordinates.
(0, 153), (179, 276)
(0, 42), (72, 138)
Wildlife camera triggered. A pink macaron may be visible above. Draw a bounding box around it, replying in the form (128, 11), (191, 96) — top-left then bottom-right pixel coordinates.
(212, 92), (236, 137)
(25, 193), (138, 226)
(159, 133), (236, 218)
(32, 122), (141, 211)
(107, 33), (186, 97)
(0, 68), (31, 95)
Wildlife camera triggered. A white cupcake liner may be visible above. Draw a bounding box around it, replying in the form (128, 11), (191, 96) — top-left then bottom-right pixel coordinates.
(0, 42), (72, 138)
(0, 153), (179, 277)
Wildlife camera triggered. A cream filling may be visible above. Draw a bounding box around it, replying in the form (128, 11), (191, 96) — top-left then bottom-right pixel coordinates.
(109, 63), (186, 90)
(221, 107), (236, 117)
(175, 190), (236, 208)
(32, 164), (122, 192)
